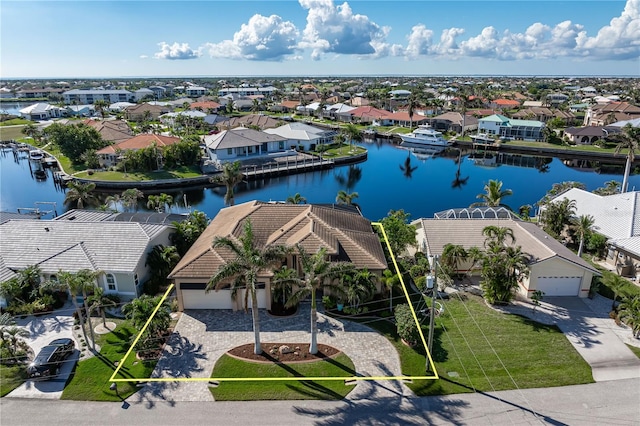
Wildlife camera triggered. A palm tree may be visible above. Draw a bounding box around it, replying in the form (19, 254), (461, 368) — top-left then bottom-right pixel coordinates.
(407, 92), (418, 129)
(336, 190), (359, 206)
(145, 244), (180, 291)
(87, 287), (117, 327)
(272, 245), (354, 354)
(472, 179), (513, 208)
(21, 123), (41, 141)
(344, 268), (378, 310)
(611, 124), (640, 193)
(93, 99), (109, 119)
(341, 123), (362, 152)
(441, 244), (468, 277)
(573, 214), (595, 257)
(519, 204), (533, 221)
(603, 273), (629, 310)
(56, 270), (100, 349)
(211, 161), (244, 206)
(539, 197), (577, 238)
(121, 188), (144, 211)
(64, 181), (98, 209)
(286, 193), (307, 204)
(3, 325), (30, 358)
(482, 225), (516, 247)
(206, 219), (289, 354)
(122, 294), (172, 352)
(618, 295), (640, 338)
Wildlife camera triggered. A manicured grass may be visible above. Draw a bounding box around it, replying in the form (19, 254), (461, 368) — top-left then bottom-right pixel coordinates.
(504, 140), (624, 155)
(0, 125), (27, 141)
(625, 344), (640, 358)
(209, 353), (356, 401)
(320, 144), (367, 159)
(74, 166), (203, 181)
(362, 293), (593, 396)
(0, 365), (27, 397)
(0, 118), (33, 126)
(61, 322), (157, 401)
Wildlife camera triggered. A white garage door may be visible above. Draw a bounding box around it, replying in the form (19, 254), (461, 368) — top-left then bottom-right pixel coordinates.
(181, 287), (233, 309)
(536, 276), (582, 296)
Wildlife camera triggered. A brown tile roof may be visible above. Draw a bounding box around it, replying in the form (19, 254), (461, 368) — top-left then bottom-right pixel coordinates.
(96, 134), (181, 154)
(190, 101), (221, 111)
(280, 100), (300, 109)
(84, 119), (133, 143)
(345, 106), (392, 119)
(169, 201), (387, 279)
(414, 218), (598, 273)
(217, 114), (282, 130)
(593, 102), (640, 114)
(386, 111), (429, 122)
(124, 103), (166, 113)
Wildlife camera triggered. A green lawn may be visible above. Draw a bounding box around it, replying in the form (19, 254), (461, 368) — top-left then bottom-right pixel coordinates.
(209, 353), (356, 401)
(74, 165), (203, 181)
(320, 144), (367, 159)
(626, 344), (640, 358)
(0, 118), (32, 126)
(0, 125), (27, 140)
(504, 140), (626, 155)
(61, 322), (157, 401)
(0, 365), (27, 397)
(362, 293), (593, 396)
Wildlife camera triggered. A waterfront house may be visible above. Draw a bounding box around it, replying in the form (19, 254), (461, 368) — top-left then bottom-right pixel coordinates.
(134, 88), (155, 102)
(216, 114), (282, 130)
(83, 119), (133, 144)
(583, 102), (640, 126)
(185, 86), (208, 98)
(563, 126), (618, 145)
(203, 127), (288, 164)
(426, 112), (478, 134)
(336, 106), (393, 124)
(0, 219), (173, 300)
(478, 114), (545, 141)
(124, 103), (169, 121)
(547, 188), (640, 279)
(65, 104), (95, 117)
(489, 99), (521, 110)
(19, 103), (64, 120)
(168, 201), (387, 310)
(412, 211), (599, 298)
(96, 134), (181, 168)
(264, 122), (338, 150)
(189, 101), (222, 113)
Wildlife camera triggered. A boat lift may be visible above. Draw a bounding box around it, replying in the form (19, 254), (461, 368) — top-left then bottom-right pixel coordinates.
(16, 202), (58, 219)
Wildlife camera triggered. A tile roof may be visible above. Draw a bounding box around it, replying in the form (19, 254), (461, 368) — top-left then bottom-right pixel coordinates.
(169, 201), (387, 279)
(413, 218), (598, 274)
(204, 127), (286, 150)
(264, 122), (336, 140)
(0, 220), (170, 275)
(96, 134), (181, 154)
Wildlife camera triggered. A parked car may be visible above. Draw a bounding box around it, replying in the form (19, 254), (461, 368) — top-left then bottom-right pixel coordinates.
(26, 338), (75, 380)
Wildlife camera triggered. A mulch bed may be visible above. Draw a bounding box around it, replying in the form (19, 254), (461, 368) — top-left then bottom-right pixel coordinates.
(227, 343), (341, 364)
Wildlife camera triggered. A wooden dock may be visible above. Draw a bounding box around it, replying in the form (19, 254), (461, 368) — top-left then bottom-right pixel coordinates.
(241, 156), (334, 180)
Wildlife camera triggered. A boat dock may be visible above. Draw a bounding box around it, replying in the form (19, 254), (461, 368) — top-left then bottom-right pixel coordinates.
(241, 155), (334, 180)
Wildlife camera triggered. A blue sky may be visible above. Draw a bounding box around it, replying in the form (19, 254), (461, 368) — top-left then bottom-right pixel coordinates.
(1, 0), (638, 78)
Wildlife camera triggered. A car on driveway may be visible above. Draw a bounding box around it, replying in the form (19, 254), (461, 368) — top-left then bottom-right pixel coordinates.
(26, 338), (75, 380)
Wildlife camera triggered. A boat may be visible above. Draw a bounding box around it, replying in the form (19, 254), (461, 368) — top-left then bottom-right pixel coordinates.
(470, 133), (495, 144)
(29, 149), (45, 161)
(400, 142), (446, 161)
(398, 125), (450, 147)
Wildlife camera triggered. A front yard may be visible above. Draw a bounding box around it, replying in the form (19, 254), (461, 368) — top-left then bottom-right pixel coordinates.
(61, 321), (157, 401)
(362, 293), (593, 396)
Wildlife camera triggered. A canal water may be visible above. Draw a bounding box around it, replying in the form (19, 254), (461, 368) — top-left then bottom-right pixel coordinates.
(1, 141), (637, 222)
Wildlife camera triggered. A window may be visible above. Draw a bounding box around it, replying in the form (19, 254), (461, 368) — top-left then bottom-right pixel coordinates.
(227, 148), (233, 155)
(106, 274), (116, 291)
(134, 274), (139, 286)
(279, 141), (285, 150)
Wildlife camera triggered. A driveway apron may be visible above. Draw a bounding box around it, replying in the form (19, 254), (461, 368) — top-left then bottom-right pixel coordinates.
(130, 304), (413, 405)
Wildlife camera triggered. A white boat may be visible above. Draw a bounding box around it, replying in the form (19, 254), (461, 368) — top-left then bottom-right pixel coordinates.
(470, 133), (495, 144)
(399, 125), (450, 147)
(29, 149), (44, 161)
(400, 142), (446, 161)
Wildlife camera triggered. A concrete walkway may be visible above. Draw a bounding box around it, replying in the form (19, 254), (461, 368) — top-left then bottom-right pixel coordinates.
(496, 296), (640, 382)
(128, 304), (412, 407)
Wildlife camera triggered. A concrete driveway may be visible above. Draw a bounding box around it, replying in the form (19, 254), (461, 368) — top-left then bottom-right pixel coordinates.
(6, 303), (78, 399)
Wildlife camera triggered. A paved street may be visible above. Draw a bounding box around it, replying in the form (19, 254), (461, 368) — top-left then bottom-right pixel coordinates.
(1, 378), (639, 425)
(129, 305), (412, 406)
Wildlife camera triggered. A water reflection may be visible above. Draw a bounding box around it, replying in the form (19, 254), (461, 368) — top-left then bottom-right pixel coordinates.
(451, 150), (469, 190)
(334, 164), (362, 191)
(399, 155), (418, 179)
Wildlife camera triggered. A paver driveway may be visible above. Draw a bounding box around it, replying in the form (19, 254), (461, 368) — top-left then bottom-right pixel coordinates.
(129, 304), (414, 406)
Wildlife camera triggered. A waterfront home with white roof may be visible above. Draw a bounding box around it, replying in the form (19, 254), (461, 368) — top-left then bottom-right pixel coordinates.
(264, 122), (338, 151)
(63, 89), (133, 105)
(203, 127), (289, 164)
(547, 188), (640, 279)
(185, 86), (207, 97)
(0, 219), (173, 299)
(19, 103), (64, 120)
(478, 114), (545, 141)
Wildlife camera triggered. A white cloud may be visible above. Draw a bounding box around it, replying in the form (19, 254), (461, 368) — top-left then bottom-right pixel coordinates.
(298, 0), (394, 59)
(139, 55), (148, 59)
(154, 42), (200, 60)
(576, 0), (640, 59)
(204, 14), (299, 61)
(405, 25), (434, 58)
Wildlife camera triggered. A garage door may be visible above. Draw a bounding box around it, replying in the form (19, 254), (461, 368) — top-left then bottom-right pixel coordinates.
(181, 284), (233, 309)
(536, 276), (582, 296)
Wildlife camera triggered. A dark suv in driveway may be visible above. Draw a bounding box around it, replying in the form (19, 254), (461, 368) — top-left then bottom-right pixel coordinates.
(27, 338), (75, 380)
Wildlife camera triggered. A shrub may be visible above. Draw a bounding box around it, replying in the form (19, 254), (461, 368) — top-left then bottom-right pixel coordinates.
(395, 304), (420, 346)
(322, 295), (336, 310)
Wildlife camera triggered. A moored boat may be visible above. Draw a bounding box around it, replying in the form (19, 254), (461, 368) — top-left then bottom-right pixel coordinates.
(29, 149), (44, 161)
(399, 125), (450, 147)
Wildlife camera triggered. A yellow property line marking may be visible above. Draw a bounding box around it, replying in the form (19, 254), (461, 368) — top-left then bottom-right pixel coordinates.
(110, 223), (438, 383)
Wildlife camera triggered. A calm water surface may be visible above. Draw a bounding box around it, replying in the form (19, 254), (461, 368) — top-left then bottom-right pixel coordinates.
(1, 141), (637, 221)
